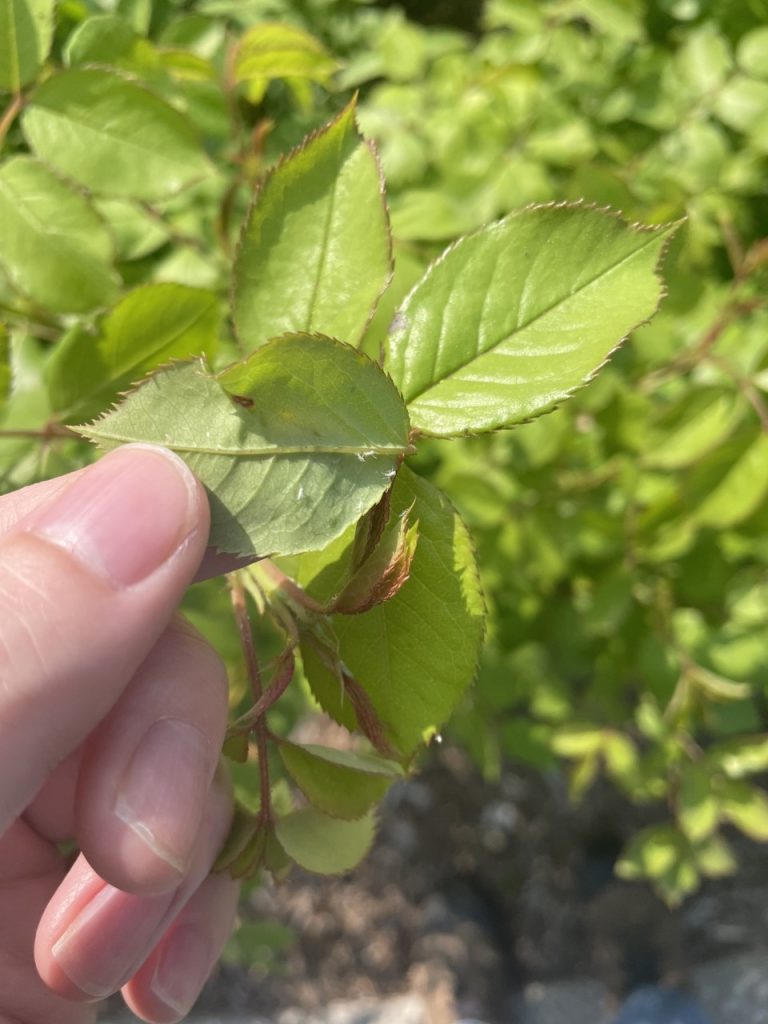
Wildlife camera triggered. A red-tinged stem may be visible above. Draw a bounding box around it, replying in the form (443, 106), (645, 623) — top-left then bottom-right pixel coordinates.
(228, 646), (296, 735)
(255, 559), (328, 614)
(229, 574), (273, 823)
(342, 669), (396, 757)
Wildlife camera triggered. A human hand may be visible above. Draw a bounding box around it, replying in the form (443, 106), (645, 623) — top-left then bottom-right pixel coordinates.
(0, 445), (240, 1023)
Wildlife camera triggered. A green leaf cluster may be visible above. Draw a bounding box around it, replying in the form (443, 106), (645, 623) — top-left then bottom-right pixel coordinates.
(0, 0), (710, 906)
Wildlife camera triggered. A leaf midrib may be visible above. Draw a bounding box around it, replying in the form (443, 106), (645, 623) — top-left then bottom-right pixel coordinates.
(79, 431), (408, 457)
(3, 0), (21, 93)
(302, 129), (346, 333)
(403, 226), (668, 405)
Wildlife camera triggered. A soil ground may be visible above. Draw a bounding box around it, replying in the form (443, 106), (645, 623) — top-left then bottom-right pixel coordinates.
(121, 743), (768, 1024)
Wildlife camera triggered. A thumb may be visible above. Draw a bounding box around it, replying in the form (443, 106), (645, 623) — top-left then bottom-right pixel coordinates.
(0, 445), (210, 834)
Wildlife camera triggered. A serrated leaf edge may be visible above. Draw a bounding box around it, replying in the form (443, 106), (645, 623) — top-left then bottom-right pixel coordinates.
(386, 200), (683, 439)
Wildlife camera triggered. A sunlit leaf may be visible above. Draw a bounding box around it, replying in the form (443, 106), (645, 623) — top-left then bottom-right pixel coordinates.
(720, 781), (768, 841)
(677, 764), (718, 842)
(695, 432), (768, 528)
(738, 27), (768, 79)
(233, 22), (338, 103)
(47, 283), (220, 421)
(385, 205), (678, 437)
(23, 69), (212, 199)
(710, 736), (768, 778)
(233, 102), (392, 350)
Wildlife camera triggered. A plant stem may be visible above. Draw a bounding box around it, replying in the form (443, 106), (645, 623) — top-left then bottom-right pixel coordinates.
(229, 573), (273, 823)
(229, 646), (296, 735)
(0, 424), (76, 441)
(0, 93), (22, 149)
(254, 559), (327, 614)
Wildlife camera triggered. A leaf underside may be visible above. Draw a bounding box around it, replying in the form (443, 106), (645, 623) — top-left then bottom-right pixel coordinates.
(77, 335), (410, 557)
(274, 806), (377, 874)
(279, 742), (402, 819)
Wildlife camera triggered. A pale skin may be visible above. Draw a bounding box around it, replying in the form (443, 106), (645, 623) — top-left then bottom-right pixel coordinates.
(0, 445), (242, 1023)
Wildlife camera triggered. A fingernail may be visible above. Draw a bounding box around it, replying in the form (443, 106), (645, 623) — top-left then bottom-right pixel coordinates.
(26, 445), (200, 588)
(151, 924), (212, 1016)
(52, 885), (175, 999)
(115, 719), (212, 876)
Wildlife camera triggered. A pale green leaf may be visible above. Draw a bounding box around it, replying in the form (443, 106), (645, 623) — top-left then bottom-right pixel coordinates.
(279, 742), (402, 819)
(720, 781), (768, 841)
(738, 27), (768, 79)
(0, 156), (119, 314)
(676, 23), (732, 95)
(94, 199), (169, 261)
(385, 205), (678, 437)
(64, 14), (137, 66)
(696, 432), (768, 528)
(233, 22), (338, 93)
(602, 731), (638, 783)
(644, 390), (743, 470)
(0, 324), (9, 411)
(714, 75), (768, 136)
(695, 835), (737, 879)
(688, 665), (751, 702)
(301, 466), (485, 756)
(677, 764), (718, 842)
(711, 736), (768, 778)
(47, 283), (221, 421)
(0, 0), (55, 92)
(550, 725), (605, 757)
(617, 825), (684, 880)
(233, 102), (392, 350)
(23, 69), (213, 200)
(76, 335), (411, 557)
(274, 806), (376, 874)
